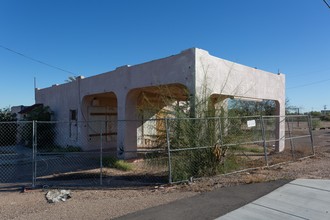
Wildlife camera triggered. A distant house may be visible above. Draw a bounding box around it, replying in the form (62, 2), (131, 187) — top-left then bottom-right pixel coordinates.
(321, 110), (330, 115)
(35, 48), (285, 158)
(11, 104), (44, 120)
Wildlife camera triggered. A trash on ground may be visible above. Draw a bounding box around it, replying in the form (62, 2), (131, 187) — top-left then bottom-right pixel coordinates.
(45, 189), (71, 203)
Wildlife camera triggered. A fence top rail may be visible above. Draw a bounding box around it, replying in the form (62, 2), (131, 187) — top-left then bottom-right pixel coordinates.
(165, 115), (264, 121)
(0, 121), (33, 124)
(263, 115), (309, 118)
(0, 114), (312, 124)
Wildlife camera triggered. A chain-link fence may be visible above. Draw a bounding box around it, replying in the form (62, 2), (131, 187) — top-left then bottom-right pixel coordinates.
(165, 115), (314, 183)
(0, 115), (314, 188)
(0, 120), (168, 189)
(33, 120), (169, 188)
(0, 121), (33, 187)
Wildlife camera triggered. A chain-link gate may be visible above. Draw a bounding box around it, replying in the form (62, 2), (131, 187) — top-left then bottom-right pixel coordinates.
(0, 121), (34, 187)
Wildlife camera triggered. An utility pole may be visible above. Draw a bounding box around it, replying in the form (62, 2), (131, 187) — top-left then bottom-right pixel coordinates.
(297, 107), (300, 127)
(34, 77), (37, 104)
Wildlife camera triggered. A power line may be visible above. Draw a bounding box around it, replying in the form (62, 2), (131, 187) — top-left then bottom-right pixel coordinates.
(0, 44), (75, 75)
(287, 68), (329, 78)
(287, 78), (330, 89)
(324, 0), (330, 8)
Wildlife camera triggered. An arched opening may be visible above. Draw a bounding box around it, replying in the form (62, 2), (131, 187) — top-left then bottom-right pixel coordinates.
(208, 94), (279, 150)
(228, 98), (276, 117)
(124, 84), (190, 152)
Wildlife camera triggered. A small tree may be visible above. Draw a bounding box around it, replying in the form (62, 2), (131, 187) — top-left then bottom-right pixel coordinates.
(23, 105), (52, 121)
(139, 74), (235, 180)
(0, 108), (17, 146)
(140, 63), (277, 181)
(21, 105), (55, 149)
(0, 108), (16, 121)
(310, 111), (321, 117)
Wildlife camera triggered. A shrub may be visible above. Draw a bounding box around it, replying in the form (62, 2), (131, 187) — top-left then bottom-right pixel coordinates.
(103, 156), (133, 171)
(312, 118), (321, 129)
(320, 115), (330, 121)
(103, 155), (118, 167)
(114, 160), (133, 171)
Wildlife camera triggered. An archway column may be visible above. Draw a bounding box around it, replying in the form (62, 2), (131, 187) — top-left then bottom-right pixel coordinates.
(116, 91), (139, 159)
(275, 100), (285, 152)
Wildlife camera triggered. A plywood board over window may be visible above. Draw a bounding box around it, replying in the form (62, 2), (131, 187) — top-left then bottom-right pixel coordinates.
(88, 106), (117, 143)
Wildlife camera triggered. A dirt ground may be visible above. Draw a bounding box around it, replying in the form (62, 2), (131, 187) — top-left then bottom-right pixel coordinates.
(0, 129), (329, 220)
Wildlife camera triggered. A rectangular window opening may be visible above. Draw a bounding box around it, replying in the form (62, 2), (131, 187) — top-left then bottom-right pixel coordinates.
(70, 109), (77, 121)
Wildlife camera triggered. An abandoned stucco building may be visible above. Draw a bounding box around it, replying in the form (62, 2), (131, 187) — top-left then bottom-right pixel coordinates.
(35, 48), (285, 158)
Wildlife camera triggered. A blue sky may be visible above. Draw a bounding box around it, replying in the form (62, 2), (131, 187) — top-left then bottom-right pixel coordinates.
(0, 0), (329, 112)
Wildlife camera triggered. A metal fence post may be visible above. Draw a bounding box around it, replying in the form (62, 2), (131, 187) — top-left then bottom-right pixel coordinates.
(286, 116), (295, 160)
(307, 114), (315, 155)
(218, 118), (224, 146)
(165, 118), (172, 184)
(260, 116), (269, 166)
(100, 121), (103, 186)
(32, 121), (37, 188)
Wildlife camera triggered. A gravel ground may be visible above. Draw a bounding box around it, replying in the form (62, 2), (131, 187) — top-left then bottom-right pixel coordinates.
(0, 188), (197, 220)
(0, 129), (329, 220)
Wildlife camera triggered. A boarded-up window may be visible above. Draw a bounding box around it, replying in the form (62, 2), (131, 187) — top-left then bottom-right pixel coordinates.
(88, 106), (117, 142)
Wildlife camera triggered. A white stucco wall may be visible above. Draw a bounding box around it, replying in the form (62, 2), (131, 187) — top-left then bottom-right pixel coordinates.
(195, 49), (285, 102)
(195, 49), (286, 151)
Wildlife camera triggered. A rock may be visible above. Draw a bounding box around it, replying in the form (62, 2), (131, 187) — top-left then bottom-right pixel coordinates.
(275, 166), (283, 170)
(45, 189), (71, 203)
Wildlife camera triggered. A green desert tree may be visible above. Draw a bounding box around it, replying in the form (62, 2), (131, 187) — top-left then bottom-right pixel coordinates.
(21, 105), (55, 149)
(0, 108), (17, 146)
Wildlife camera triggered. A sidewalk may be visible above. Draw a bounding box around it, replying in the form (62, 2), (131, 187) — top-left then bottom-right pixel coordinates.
(115, 179), (289, 220)
(218, 179), (330, 220)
